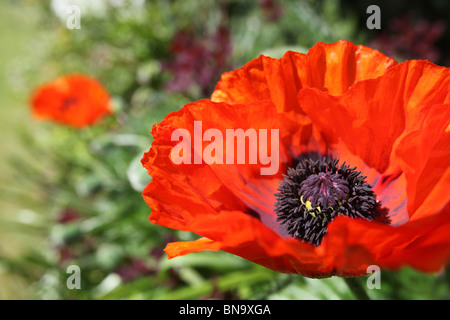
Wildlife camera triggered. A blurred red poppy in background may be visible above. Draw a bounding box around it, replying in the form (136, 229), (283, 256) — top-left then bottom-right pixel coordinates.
(30, 74), (112, 128)
(142, 40), (450, 278)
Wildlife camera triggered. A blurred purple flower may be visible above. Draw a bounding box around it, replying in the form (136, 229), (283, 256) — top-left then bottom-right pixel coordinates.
(259, 0), (283, 22)
(57, 208), (81, 224)
(149, 233), (178, 260)
(162, 27), (232, 96)
(369, 14), (446, 63)
(201, 275), (241, 300)
(58, 246), (76, 264)
(115, 257), (155, 282)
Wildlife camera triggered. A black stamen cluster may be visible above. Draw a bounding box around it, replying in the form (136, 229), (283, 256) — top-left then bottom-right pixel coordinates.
(275, 157), (385, 246)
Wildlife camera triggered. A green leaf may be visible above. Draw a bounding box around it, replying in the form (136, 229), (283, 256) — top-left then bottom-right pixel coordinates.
(127, 153), (151, 192)
(156, 267), (275, 300)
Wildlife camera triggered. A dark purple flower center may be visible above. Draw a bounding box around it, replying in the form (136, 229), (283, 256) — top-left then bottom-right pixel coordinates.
(298, 172), (349, 208)
(275, 156), (388, 246)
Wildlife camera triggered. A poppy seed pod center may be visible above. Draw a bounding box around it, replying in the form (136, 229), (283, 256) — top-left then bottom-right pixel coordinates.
(298, 171), (349, 208)
(275, 157), (387, 246)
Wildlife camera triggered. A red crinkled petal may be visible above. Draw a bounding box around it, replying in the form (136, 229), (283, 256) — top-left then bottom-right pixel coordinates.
(324, 200), (450, 274)
(211, 40), (397, 112)
(142, 99), (313, 236)
(164, 209), (336, 278)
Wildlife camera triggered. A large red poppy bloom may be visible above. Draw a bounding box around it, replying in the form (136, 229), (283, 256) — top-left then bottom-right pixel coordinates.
(142, 40), (450, 278)
(30, 74), (112, 128)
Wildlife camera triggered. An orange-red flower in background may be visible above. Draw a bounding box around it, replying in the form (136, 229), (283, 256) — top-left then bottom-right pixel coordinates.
(30, 74), (112, 128)
(141, 40), (450, 278)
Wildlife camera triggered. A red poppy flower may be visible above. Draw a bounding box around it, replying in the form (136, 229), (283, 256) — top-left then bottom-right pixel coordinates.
(141, 40), (450, 278)
(30, 74), (112, 128)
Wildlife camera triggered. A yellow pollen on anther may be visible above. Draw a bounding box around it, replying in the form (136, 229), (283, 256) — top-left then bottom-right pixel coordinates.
(300, 195), (323, 217)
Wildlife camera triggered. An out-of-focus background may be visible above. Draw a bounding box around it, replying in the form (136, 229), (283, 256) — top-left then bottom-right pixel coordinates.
(0, 0), (449, 300)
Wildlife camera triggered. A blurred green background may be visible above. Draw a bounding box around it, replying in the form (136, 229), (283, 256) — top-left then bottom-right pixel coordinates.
(0, 0), (449, 300)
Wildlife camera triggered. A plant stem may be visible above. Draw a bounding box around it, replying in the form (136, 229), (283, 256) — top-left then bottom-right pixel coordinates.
(344, 277), (371, 300)
(444, 265), (450, 299)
